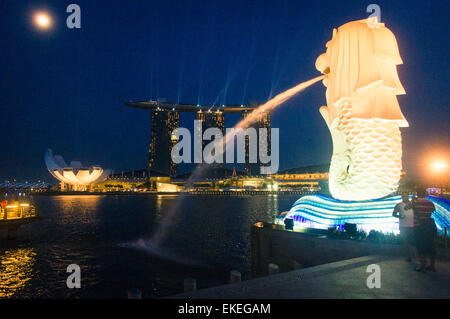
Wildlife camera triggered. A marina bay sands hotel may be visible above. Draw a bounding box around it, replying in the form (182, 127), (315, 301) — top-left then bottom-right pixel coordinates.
(125, 100), (271, 177)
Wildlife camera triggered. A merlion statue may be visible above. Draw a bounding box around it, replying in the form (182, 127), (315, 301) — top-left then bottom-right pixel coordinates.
(315, 18), (408, 201)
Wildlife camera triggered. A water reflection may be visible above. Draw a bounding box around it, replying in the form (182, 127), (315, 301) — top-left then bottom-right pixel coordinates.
(52, 195), (102, 227)
(156, 195), (163, 212)
(3, 194), (298, 298)
(55, 195), (101, 212)
(267, 194), (279, 219)
(154, 194), (179, 221)
(0, 248), (36, 298)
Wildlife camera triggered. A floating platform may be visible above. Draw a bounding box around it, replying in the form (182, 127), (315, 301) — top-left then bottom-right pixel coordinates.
(0, 203), (41, 240)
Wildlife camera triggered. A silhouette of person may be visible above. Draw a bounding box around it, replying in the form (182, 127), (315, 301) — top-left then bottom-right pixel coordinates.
(393, 193), (415, 261)
(412, 188), (437, 272)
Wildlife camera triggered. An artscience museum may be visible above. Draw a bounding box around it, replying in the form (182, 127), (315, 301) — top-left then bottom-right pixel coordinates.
(45, 149), (110, 191)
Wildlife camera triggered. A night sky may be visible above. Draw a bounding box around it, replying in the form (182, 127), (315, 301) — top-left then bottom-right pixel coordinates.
(0, 0), (448, 181)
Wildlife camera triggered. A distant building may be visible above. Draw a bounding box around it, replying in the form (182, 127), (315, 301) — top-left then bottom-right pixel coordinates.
(196, 110), (225, 168)
(241, 110), (271, 176)
(149, 110), (179, 176)
(270, 164), (330, 193)
(44, 149), (110, 191)
(93, 173), (181, 193)
(125, 100), (270, 177)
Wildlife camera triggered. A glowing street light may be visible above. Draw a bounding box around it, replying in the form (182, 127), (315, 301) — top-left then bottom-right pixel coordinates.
(429, 159), (449, 196)
(430, 160), (448, 173)
(33, 12), (52, 30)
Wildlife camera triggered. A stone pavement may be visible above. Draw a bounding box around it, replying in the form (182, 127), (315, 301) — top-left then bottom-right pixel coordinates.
(168, 255), (450, 299)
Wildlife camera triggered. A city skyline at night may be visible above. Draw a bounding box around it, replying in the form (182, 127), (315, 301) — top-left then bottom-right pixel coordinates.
(0, 0), (449, 304)
(0, 0), (448, 184)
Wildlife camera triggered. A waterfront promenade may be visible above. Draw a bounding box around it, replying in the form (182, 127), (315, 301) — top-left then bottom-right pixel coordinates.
(32, 190), (314, 196)
(0, 202), (40, 240)
(168, 256), (450, 299)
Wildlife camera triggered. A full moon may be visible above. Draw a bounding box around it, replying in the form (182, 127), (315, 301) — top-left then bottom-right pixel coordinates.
(34, 12), (52, 29)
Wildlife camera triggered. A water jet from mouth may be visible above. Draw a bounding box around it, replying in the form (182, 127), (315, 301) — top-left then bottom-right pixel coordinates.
(148, 75), (324, 248)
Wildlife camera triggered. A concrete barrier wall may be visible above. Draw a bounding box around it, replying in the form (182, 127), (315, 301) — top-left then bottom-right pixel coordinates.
(251, 223), (448, 278)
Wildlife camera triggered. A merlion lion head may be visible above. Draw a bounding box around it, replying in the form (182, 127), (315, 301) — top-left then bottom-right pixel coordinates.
(315, 18), (409, 201)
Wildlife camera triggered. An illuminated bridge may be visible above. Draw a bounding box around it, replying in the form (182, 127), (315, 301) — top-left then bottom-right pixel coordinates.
(125, 100), (271, 177)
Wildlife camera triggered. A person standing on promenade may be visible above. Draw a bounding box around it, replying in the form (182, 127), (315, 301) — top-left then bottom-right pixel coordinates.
(393, 193), (415, 261)
(412, 188), (437, 272)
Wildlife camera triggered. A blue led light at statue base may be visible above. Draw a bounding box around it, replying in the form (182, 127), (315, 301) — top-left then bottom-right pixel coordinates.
(279, 195), (450, 234)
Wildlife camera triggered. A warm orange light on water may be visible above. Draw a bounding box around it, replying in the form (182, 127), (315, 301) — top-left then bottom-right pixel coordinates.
(0, 248), (36, 297)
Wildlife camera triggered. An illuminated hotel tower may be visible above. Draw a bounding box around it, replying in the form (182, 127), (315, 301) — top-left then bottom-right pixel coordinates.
(149, 110), (180, 176)
(125, 100), (261, 176)
(196, 110), (225, 167)
(241, 111), (271, 176)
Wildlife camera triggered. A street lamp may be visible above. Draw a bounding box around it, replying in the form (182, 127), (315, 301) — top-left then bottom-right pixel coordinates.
(431, 160), (448, 173)
(430, 159), (449, 196)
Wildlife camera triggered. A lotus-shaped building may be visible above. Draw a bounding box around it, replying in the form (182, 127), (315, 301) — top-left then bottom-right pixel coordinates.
(45, 149), (110, 190)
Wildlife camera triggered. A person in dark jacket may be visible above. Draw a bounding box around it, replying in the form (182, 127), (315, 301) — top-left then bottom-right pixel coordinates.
(412, 188), (437, 272)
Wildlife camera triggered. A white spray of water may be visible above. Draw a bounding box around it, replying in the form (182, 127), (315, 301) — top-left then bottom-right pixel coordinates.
(121, 75), (324, 262)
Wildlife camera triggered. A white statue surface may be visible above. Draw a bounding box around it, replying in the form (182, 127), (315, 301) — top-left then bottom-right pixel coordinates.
(315, 18), (408, 201)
